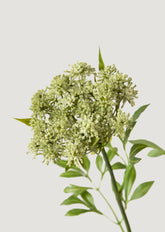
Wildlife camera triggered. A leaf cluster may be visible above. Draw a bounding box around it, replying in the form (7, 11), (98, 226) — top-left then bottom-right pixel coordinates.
(56, 156), (103, 216)
(115, 104), (165, 208)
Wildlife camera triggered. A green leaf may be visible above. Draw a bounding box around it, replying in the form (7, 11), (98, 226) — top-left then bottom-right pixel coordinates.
(129, 139), (165, 161)
(123, 120), (136, 145)
(64, 185), (92, 195)
(98, 47), (105, 71)
(123, 165), (136, 200)
(96, 155), (103, 173)
(56, 159), (84, 174)
(129, 139), (165, 152)
(81, 191), (102, 214)
(116, 181), (124, 200)
(129, 156), (141, 165)
(80, 156), (90, 173)
(147, 149), (165, 157)
(112, 162), (126, 170)
(132, 104), (150, 121)
(123, 104), (149, 146)
(61, 195), (84, 205)
(81, 191), (95, 208)
(116, 181), (123, 194)
(56, 159), (67, 168)
(60, 170), (85, 178)
(130, 181), (154, 201)
(14, 118), (31, 126)
(107, 147), (117, 162)
(65, 208), (91, 216)
(129, 143), (147, 158)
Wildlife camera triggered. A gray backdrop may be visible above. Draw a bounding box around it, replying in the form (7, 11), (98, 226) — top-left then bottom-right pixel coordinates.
(1, 0), (165, 231)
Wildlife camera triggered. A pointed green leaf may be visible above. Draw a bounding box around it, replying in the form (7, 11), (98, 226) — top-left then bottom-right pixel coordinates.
(107, 147), (117, 162)
(64, 185), (92, 195)
(61, 195), (84, 205)
(60, 170), (85, 178)
(129, 139), (165, 152)
(112, 162), (126, 170)
(130, 181), (154, 201)
(56, 159), (83, 172)
(123, 120), (136, 146)
(116, 181), (122, 192)
(129, 144), (147, 158)
(81, 191), (95, 208)
(65, 160), (77, 172)
(98, 48), (105, 70)
(147, 149), (165, 157)
(123, 165), (136, 200)
(80, 156), (90, 173)
(80, 191), (102, 214)
(132, 104), (150, 121)
(129, 156), (141, 165)
(14, 118), (31, 126)
(56, 159), (67, 168)
(65, 208), (90, 216)
(96, 155), (103, 173)
(123, 104), (150, 146)
(116, 181), (124, 200)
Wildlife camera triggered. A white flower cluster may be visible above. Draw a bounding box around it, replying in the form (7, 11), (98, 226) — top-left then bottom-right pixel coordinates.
(28, 62), (138, 165)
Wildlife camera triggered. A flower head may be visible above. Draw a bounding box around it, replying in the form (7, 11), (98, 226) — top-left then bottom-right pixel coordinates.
(28, 62), (138, 165)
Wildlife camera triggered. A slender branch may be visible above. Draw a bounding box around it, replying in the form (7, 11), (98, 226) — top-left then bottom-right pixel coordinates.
(122, 146), (129, 163)
(97, 188), (125, 232)
(116, 152), (127, 166)
(86, 175), (125, 232)
(101, 148), (132, 232)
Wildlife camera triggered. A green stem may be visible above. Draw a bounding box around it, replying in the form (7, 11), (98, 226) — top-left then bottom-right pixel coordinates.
(97, 188), (125, 232)
(87, 175), (125, 232)
(124, 147), (129, 163)
(116, 152), (127, 166)
(102, 148), (132, 232)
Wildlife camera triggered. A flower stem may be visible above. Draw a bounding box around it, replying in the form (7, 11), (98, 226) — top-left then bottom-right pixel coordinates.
(86, 175), (125, 232)
(101, 148), (132, 232)
(97, 188), (125, 232)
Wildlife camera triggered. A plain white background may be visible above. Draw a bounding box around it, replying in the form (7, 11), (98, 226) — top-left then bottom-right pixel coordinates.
(1, 0), (165, 231)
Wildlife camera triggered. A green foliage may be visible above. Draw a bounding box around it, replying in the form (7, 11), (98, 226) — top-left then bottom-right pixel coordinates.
(123, 165), (136, 201)
(80, 191), (101, 214)
(112, 162), (126, 170)
(98, 47), (105, 70)
(129, 144), (147, 158)
(129, 139), (165, 158)
(116, 181), (123, 193)
(14, 118), (31, 126)
(129, 139), (164, 151)
(132, 104), (150, 121)
(62, 186), (102, 216)
(64, 185), (92, 196)
(60, 170), (85, 178)
(129, 157), (141, 165)
(81, 191), (95, 207)
(148, 149), (165, 157)
(96, 155), (103, 173)
(80, 156), (90, 173)
(61, 195), (84, 205)
(65, 208), (91, 216)
(107, 146), (118, 162)
(56, 159), (67, 168)
(130, 181), (154, 201)
(122, 104), (149, 147)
